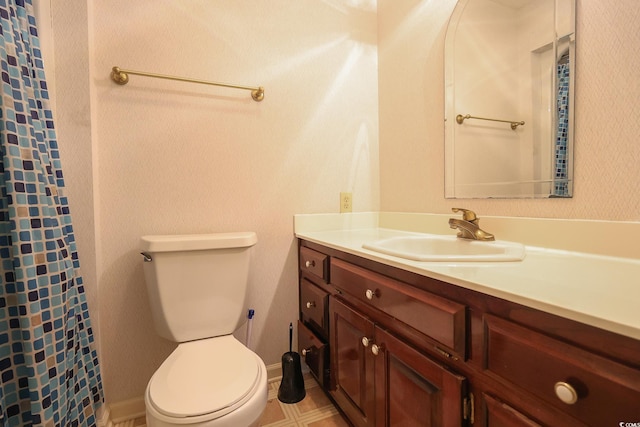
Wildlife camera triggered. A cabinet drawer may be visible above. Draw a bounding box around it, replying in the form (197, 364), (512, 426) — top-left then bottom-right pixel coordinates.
(300, 278), (329, 334)
(298, 320), (329, 388)
(483, 393), (542, 427)
(331, 258), (466, 357)
(484, 314), (640, 426)
(299, 246), (329, 282)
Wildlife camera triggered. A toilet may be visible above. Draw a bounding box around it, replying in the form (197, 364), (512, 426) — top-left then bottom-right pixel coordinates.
(140, 232), (267, 427)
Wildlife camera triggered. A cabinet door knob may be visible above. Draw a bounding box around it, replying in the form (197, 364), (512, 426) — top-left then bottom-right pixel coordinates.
(305, 260), (316, 268)
(365, 289), (378, 300)
(302, 347), (314, 357)
(554, 381), (578, 405)
(371, 344), (381, 356)
(361, 337), (373, 347)
(306, 301), (316, 309)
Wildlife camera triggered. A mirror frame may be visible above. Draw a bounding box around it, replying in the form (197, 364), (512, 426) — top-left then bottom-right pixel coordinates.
(444, 0), (576, 199)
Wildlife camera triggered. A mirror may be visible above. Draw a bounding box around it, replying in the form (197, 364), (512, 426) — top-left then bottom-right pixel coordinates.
(444, 0), (575, 198)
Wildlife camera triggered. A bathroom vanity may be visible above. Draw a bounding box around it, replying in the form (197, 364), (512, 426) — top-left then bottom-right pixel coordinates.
(295, 213), (640, 427)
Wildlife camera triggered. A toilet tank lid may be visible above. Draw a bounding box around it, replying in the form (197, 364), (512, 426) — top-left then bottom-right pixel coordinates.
(141, 232), (257, 253)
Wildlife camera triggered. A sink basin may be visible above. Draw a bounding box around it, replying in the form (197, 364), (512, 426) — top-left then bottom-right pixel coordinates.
(362, 234), (525, 262)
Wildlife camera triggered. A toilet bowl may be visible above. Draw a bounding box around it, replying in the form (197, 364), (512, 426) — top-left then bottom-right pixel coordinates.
(145, 336), (267, 427)
(139, 232), (267, 427)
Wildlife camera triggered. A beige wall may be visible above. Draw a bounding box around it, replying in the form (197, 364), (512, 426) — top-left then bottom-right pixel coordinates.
(46, 1), (102, 359)
(379, 0), (640, 220)
(47, 0), (640, 408)
(52, 0), (378, 404)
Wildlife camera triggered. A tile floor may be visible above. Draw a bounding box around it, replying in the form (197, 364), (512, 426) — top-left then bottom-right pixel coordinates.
(260, 373), (349, 427)
(114, 373), (349, 427)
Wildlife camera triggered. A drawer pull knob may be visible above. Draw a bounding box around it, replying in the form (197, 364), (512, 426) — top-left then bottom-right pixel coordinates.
(302, 347), (314, 357)
(371, 344), (381, 356)
(554, 381), (578, 405)
(306, 301), (316, 309)
(361, 337), (373, 347)
(305, 260), (316, 268)
(365, 289), (378, 300)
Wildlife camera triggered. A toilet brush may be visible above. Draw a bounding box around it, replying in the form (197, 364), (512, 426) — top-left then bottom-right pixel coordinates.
(277, 322), (305, 403)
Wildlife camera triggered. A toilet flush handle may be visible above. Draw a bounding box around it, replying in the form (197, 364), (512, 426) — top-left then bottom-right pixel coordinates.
(140, 252), (153, 262)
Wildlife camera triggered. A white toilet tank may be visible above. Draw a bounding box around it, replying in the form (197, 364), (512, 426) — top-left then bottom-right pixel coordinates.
(140, 232), (257, 342)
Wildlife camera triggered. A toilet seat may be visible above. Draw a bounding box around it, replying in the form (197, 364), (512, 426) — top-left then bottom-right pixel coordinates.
(147, 335), (260, 420)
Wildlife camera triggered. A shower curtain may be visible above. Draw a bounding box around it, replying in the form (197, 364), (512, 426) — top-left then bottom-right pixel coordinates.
(0, 1), (104, 426)
(554, 54), (570, 197)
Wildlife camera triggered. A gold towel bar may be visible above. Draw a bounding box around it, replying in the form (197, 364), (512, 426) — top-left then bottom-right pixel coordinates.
(456, 114), (524, 130)
(110, 66), (264, 102)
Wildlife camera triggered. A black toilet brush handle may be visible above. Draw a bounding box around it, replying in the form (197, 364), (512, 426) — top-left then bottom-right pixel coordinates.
(289, 322), (293, 353)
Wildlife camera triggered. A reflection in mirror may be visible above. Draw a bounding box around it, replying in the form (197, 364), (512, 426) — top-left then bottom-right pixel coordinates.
(445, 0), (575, 198)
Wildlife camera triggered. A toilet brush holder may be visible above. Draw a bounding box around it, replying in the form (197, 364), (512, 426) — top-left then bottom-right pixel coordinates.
(278, 323), (305, 404)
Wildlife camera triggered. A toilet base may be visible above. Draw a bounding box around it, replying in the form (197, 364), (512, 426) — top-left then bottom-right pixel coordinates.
(145, 356), (267, 427)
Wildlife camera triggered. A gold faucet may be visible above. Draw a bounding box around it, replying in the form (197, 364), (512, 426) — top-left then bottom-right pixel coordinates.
(449, 208), (495, 241)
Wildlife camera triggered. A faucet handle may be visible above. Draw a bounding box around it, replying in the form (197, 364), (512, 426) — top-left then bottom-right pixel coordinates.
(452, 208), (478, 223)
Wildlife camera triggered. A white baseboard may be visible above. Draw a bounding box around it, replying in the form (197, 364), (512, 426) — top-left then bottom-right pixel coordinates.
(96, 405), (111, 427)
(267, 362), (282, 381)
(104, 396), (146, 425)
(267, 360), (309, 382)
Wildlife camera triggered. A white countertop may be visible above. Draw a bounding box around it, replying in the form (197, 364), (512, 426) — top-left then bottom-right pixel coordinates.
(294, 214), (640, 341)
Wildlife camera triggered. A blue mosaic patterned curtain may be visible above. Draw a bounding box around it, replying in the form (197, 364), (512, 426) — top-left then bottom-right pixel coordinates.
(553, 53), (570, 197)
(0, 1), (104, 425)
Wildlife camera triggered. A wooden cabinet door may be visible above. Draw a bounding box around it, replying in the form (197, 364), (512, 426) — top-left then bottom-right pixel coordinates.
(330, 297), (376, 427)
(374, 327), (467, 427)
